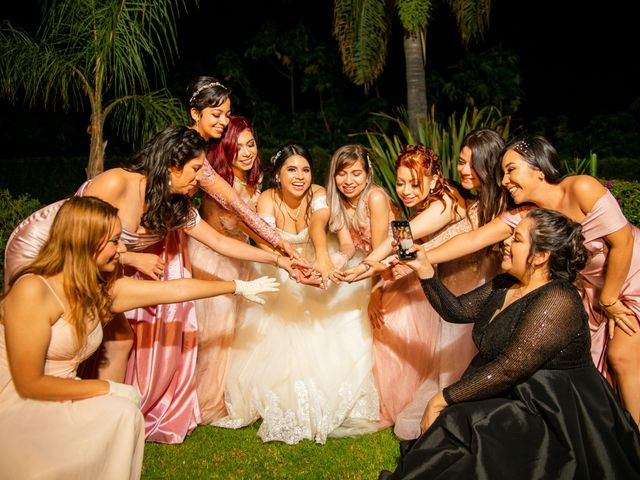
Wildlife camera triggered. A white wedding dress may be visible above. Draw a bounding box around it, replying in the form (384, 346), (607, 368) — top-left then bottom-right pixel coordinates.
(214, 223), (379, 444)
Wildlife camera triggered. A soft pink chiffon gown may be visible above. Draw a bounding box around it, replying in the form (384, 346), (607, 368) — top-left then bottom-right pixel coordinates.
(348, 188), (437, 429)
(3, 182), (202, 444)
(0, 275), (145, 479)
(187, 178), (260, 424)
(500, 190), (640, 382)
(393, 203), (501, 440)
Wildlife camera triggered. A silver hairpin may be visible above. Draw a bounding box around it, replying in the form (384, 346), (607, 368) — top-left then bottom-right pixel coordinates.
(189, 82), (227, 104)
(271, 149), (282, 166)
(513, 140), (530, 156)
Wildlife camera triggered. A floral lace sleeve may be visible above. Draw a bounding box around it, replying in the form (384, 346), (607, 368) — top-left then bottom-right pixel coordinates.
(198, 159), (281, 247)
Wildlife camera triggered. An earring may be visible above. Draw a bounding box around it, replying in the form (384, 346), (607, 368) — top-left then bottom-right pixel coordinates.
(539, 173), (545, 180)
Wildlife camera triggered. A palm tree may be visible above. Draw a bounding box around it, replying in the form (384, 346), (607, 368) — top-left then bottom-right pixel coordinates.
(0, 0), (190, 178)
(333, 0), (491, 138)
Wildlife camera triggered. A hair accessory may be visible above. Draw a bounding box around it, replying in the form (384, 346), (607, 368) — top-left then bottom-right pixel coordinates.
(513, 140), (530, 156)
(271, 149), (282, 166)
(189, 82), (227, 104)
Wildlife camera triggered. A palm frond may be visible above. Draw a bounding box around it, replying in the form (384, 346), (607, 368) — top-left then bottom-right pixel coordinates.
(333, 0), (392, 90)
(106, 89), (186, 147)
(450, 0), (492, 45)
(396, 0), (434, 34)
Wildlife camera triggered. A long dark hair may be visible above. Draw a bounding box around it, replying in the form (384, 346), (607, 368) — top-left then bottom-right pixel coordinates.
(269, 144), (315, 227)
(503, 135), (565, 183)
(209, 115), (262, 188)
(461, 129), (508, 226)
(126, 126), (207, 235)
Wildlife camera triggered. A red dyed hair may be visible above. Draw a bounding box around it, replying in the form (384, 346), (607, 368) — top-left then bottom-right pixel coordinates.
(394, 144), (459, 214)
(208, 115), (263, 188)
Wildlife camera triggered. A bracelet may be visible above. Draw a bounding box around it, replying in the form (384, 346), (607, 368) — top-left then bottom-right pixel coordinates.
(599, 298), (619, 308)
(360, 262), (371, 272)
(274, 254), (281, 268)
(119, 251), (126, 266)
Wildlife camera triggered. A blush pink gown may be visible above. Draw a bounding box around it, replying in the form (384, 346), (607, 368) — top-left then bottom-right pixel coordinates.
(186, 178), (260, 424)
(3, 182), (202, 444)
(348, 188), (437, 430)
(0, 275), (145, 479)
(500, 190), (640, 381)
(392, 203), (501, 440)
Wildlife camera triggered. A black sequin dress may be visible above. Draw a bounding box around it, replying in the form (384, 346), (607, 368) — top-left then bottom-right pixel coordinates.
(383, 274), (640, 480)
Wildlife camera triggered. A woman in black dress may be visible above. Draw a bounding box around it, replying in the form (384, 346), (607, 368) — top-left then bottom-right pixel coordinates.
(382, 208), (640, 479)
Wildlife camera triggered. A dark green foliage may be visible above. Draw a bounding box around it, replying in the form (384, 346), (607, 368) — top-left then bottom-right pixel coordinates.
(0, 190), (42, 286)
(605, 180), (640, 227)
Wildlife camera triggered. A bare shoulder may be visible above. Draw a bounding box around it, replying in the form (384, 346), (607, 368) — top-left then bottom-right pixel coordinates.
(85, 168), (132, 201)
(3, 276), (61, 320)
(367, 187), (390, 207)
(564, 175), (607, 213)
(311, 184), (326, 196)
(256, 188), (276, 214)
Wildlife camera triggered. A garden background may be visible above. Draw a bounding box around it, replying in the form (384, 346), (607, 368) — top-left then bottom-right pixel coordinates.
(0, 1), (638, 478)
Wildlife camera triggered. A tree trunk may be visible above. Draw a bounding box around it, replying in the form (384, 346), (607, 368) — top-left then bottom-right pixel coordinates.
(86, 111), (107, 179)
(404, 32), (428, 140)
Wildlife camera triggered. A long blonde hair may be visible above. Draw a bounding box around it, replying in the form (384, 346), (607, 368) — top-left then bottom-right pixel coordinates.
(2, 196), (119, 346)
(327, 144), (377, 232)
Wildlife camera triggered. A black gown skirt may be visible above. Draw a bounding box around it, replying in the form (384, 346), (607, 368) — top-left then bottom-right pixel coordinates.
(382, 366), (640, 479)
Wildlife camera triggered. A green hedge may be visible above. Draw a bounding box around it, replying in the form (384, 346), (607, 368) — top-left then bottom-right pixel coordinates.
(0, 190), (43, 286)
(605, 180), (640, 227)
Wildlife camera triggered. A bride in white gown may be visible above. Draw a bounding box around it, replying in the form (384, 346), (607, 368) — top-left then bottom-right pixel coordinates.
(214, 144), (379, 444)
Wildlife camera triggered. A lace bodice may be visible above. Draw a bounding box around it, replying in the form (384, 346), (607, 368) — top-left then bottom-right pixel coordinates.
(200, 177), (261, 241)
(421, 275), (592, 404)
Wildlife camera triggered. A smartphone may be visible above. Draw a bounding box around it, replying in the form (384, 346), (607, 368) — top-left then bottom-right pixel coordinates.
(391, 220), (417, 260)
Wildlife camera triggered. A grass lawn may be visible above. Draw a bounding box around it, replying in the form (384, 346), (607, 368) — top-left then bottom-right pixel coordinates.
(142, 424), (401, 479)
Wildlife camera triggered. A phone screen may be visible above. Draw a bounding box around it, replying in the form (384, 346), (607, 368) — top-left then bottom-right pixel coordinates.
(391, 220), (417, 260)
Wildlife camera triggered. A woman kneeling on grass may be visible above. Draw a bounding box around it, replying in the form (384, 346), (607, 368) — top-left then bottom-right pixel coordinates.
(381, 208), (640, 479)
(0, 196), (278, 479)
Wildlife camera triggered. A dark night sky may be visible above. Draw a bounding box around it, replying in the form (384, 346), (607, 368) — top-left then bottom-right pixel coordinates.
(1, 0), (638, 139)
(168, 0), (639, 126)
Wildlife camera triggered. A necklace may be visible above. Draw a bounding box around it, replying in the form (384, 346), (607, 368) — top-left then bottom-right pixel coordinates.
(283, 201), (303, 221)
(343, 197), (358, 209)
(234, 175), (247, 186)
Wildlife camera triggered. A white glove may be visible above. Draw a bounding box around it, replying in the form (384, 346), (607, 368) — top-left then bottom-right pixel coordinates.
(107, 380), (142, 408)
(234, 276), (280, 304)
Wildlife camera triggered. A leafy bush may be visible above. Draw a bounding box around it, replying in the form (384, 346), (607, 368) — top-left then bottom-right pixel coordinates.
(363, 106), (511, 218)
(0, 190), (43, 286)
(604, 180), (640, 227)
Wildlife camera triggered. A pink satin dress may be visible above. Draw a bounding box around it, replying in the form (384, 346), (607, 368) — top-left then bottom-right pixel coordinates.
(0, 275), (145, 479)
(392, 203), (501, 440)
(186, 177), (260, 424)
(500, 190), (640, 382)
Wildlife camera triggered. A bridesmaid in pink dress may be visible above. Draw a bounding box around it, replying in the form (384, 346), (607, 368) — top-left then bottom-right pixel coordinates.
(0, 196), (278, 478)
(425, 134), (640, 425)
(3, 126), (299, 444)
(324, 144), (434, 430)
(187, 115), (266, 423)
(341, 130), (507, 439)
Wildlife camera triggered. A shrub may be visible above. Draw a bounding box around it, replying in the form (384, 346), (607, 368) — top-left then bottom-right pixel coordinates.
(0, 190), (43, 286)
(604, 180), (640, 227)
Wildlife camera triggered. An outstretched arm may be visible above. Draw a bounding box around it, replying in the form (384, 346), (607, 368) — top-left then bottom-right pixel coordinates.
(110, 275), (279, 312)
(426, 215), (512, 265)
(197, 160), (298, 259)
(443, 282), (587, 404)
